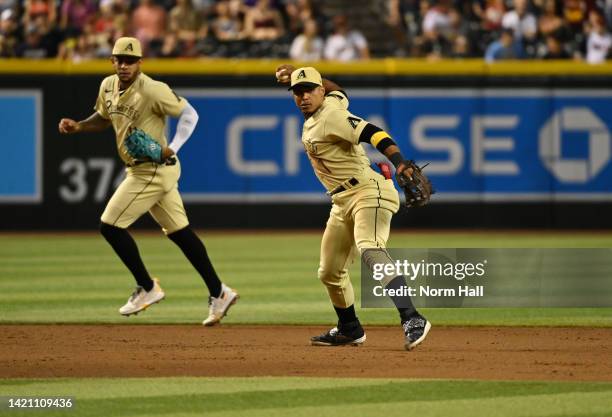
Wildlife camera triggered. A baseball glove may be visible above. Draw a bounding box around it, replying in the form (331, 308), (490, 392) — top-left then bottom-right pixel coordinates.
(124, 128), (163, 163)
(396, 160), (434, 208)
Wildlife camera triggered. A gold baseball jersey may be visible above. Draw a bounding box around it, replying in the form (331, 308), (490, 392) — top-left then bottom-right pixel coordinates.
(303, 90), (400, 308)
(94, 72), (186, 165)
(301, 91), (373, 192)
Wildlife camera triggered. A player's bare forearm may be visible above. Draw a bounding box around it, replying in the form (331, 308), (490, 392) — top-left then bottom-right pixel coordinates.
(78, 112), (112, 132)
(383, 144), (412, 176)
(322, 78), (342, 94)
(59, 112), (111, 134)
(383, 144), (401, 160)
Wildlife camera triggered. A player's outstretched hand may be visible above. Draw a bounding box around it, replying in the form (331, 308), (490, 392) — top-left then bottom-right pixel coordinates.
(396, 160), (434, 208)
(275, 64), (295, 84)
(58, 118), (81, 134)
(396, 162), (414, 181)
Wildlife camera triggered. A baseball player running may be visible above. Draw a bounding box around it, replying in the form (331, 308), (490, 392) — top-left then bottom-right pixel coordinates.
(276, 65), (432, 350)
(58, 37), (238, 326)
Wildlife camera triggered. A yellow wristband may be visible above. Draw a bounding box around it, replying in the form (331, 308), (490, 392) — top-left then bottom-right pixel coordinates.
(371, 131), (390, 147)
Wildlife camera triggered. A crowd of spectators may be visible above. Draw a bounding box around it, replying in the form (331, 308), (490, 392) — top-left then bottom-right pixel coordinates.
(389, 0), (611, 62)
(0, 0), (610, 62)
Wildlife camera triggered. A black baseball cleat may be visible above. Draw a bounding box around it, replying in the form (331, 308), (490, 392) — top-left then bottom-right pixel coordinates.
(402, 314), (431, 351)
(311, 320), (366, 346)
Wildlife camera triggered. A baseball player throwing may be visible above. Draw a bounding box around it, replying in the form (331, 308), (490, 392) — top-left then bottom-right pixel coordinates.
(276, 65), (431, 350)
(58, 37), (238, 326)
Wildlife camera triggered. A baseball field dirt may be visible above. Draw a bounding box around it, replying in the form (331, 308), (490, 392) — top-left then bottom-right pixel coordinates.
(2, 325), (610, 381)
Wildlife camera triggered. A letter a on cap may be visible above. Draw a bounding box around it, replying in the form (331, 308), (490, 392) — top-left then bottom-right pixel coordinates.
(297, 70), (306, 79)
(125, 43), (133, 52)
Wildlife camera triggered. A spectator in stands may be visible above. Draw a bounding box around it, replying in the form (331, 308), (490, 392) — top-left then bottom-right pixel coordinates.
(94, 0), (115, 34)
(387, 0), (411, 55)
(159, 31), (180, 56)
(284, 0), (324, 36)
(387, 0), (422, 40)
(191, 0), (216, 19)
(541, 34), (571, 58)
(16, 15), (60, 58)
(422, 0), (451, 35)
(501, 0), (537, 41)
(106, 0), (131, 42)
(585, 9), (611, 63)
(60, 0), (97, 34)
(16, 23), (47, 58)
(461, 0), (485, 26)
(23, 0), (56, 27)
(4, 0), (609, 61)
(502, 0), (537, 56)
(538, 0), (567, 39)
(447, 7), (473, 55)
(92, 0), (122, 51)
(211, 0), (245, 41)
(451, 33), (471, 57)
(485, 27), (526, 61)
(168, 0), (207, 56)
(227, 0), (248, 20)
(209, 0), (246, 57)
(58, 19), (101, 60)
(132, 0), (167, 55)
(0, 8), (19, 56)
(324, 14), (369, 61)
(289, 17), (323, 60)
(0, 0), (16, 14)
(447, 0), (485, 56)
(244, 0), (284, 41)
(482, 0), (505, 31)
(465, 0), (503, 53)
(563, 0), (588, 36)
(419, 0), (454, 57)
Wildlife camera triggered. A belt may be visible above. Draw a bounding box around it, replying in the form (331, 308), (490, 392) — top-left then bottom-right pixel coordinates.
(127, 156), (177, 168)
(327, 177), (359, 196)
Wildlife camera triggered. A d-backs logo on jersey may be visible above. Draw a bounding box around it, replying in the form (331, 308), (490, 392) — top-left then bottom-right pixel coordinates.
(105, 100), (139, 121)
(347, 116), (361, 129)
(303, 137), (317, 155)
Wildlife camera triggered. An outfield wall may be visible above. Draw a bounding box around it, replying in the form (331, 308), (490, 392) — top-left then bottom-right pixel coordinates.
(1, 59), (611, 230)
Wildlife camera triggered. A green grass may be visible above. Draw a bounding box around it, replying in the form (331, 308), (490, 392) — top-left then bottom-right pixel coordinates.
(1, 231), (611, 326)
(2, 232), (612, 417)
(1, 377), (611, 417)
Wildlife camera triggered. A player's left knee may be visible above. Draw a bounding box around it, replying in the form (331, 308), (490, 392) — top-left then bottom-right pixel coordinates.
(317, 266), (331, 283)
(318, 266), (347, 287)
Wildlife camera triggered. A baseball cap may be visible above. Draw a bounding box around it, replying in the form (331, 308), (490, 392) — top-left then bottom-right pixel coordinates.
(112, 37), (142, 57)
(288, 67), (323, 91)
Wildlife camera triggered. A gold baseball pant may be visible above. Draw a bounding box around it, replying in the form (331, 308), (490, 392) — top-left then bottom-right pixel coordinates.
(318, 176), (400, 308)
(101, 160), (189, 234)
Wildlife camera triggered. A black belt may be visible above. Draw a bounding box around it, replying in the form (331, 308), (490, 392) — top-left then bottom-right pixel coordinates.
(327, 178), (359, 196)
(127, 156), (177, 168)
